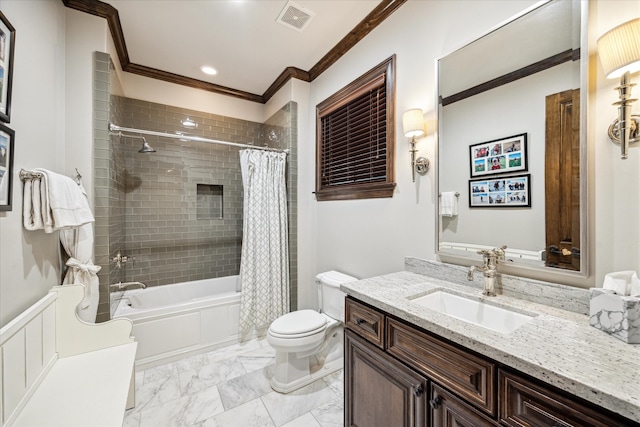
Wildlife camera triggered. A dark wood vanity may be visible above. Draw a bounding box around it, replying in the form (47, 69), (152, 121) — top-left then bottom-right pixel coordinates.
(344, 296), (639, 427)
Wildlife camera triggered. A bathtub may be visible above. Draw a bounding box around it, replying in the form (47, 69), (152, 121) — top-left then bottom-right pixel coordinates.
(112, 276), (241, 369)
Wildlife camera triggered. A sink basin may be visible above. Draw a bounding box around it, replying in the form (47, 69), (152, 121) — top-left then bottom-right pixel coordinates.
(411, 291), (535, 334)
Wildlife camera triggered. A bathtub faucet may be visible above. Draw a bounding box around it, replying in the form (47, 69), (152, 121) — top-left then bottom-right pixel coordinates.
(110, 281), (147, 291)
(467, 245), (506, 296)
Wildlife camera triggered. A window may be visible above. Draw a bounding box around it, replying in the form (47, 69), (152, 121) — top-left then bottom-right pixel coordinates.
(315, 55), (396, 201)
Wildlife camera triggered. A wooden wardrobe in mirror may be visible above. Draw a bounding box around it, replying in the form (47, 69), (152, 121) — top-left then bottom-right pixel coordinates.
(545, 89), (580, 271)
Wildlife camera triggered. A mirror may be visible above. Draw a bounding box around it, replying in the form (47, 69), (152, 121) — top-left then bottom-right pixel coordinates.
(437, 0), (587, 277)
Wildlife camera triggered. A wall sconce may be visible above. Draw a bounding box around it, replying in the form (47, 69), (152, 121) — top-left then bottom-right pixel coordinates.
(402, 108), (429, 182)
(597, 18), (640, 159)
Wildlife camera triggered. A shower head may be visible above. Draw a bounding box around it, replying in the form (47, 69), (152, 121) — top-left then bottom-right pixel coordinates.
(138, 138), (156, 153)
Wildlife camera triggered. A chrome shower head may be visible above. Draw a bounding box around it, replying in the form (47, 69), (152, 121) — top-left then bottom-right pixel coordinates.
(138, 138), (156, 153)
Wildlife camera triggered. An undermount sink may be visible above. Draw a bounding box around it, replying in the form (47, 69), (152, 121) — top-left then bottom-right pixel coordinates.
(410, 290), (535, 334)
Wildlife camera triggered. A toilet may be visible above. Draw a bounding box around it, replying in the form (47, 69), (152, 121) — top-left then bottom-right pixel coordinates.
(267, 270), (358, 393)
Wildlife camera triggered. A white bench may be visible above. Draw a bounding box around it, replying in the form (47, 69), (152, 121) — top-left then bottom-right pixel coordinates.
(0, 284), (137, 427)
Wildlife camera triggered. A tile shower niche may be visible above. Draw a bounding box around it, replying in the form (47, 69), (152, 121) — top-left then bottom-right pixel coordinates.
(197, 184), (224, 220)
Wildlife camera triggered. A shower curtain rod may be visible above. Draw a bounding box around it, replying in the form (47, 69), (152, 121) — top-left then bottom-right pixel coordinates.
(109, 123), (289, 154)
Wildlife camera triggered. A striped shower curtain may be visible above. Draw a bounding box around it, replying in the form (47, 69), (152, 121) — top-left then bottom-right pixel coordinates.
(238, 149), (289, 336)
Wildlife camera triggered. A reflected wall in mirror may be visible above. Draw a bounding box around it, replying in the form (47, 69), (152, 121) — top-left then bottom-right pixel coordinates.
(437, 0), (587, 276)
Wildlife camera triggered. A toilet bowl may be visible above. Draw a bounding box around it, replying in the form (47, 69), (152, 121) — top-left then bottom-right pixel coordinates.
(267, 270), (357, 393)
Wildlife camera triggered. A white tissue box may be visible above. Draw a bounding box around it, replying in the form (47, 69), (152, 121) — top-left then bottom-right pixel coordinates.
(589, 288), (640, 344)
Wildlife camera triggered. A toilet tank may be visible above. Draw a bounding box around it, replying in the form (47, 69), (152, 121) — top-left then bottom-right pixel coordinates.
(316, 270), (358, 322)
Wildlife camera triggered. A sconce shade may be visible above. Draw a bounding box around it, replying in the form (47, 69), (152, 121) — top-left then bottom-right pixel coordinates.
(597, 18), (640, 79)
(402, 108), (425, 138)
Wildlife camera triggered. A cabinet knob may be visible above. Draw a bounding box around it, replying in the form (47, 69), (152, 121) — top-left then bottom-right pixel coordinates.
(355, 318), (366, 325)
(413, 384), (424, 397)
(429, 396), (443, 409)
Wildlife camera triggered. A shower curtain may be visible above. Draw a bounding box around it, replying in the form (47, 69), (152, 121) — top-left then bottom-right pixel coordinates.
(238, 149), (289, 336)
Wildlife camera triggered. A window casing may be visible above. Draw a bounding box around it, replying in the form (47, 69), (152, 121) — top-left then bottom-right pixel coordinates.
(315, 55), (396, 201)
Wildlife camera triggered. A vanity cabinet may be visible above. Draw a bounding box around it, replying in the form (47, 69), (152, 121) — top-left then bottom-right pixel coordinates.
(344, 296), (639, 427)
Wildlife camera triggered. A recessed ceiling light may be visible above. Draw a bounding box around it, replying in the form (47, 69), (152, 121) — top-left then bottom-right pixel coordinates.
(182, 118), (197, 128)
(200, 65), (218, 76)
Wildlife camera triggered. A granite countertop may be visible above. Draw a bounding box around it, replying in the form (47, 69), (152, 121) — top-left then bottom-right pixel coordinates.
(341, 270), (640, 423)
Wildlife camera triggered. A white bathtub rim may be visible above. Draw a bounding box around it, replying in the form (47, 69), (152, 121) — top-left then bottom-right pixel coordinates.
(114, 290), (240, 321)
(112, 275), (240, 320)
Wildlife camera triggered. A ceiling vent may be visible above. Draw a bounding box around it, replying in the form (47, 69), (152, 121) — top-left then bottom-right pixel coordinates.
(276, 1), (315, 32)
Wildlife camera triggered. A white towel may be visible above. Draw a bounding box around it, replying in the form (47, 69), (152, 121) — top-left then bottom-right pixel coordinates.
(631, 276), (640, 297)
(23, 175), (47, 231)
(440, 191), (458, 217)
(602, 271), (640, 296)
(22, 169), (94, 233)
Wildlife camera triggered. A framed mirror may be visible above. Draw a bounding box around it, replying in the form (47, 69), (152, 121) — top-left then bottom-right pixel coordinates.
(436, 0), (588, 279)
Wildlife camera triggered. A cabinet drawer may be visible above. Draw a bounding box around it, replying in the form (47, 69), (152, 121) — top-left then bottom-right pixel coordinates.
(345, 297), (385, 348)
(387, 317), (496, 416)
(499, 369), (637, 427)
(430, 384), (498, 427)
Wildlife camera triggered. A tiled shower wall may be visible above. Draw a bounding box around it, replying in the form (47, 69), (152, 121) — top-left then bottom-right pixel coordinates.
(93, 52), (298, 321)
(117, 96), (256, 289)
(94, 52), (126, 322)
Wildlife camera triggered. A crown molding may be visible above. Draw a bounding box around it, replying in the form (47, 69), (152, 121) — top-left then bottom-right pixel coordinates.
(62, 0), (406, 104)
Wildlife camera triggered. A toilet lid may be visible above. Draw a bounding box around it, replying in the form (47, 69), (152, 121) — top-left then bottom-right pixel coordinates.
(269, 310), (327, 336)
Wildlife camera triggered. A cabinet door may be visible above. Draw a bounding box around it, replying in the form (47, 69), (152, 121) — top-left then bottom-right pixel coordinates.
(345, 329), (427, 427)
(431, 384), (498, 427)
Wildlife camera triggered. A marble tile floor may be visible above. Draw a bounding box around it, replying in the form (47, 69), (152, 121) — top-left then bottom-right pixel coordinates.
(123, 337), (344, 427)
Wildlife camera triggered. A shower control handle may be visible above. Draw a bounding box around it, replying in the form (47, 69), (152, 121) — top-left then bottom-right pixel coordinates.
(112, 252), (135, 269)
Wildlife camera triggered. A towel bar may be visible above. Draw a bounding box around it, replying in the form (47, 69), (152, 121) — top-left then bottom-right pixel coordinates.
(20, 168), (84, 184)
(19, 169), (44, 180)
(438, 192), (460, 197)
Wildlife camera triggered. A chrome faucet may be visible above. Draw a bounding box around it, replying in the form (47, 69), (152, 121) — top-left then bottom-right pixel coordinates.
(467, 245), (506, 296)
(110, 281), (147, 291)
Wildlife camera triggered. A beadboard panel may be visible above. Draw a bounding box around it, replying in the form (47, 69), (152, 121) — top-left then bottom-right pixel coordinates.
(0, 294), (57, 426)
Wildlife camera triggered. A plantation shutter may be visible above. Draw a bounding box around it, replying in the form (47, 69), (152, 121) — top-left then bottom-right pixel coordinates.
(315, 56), (396, 201)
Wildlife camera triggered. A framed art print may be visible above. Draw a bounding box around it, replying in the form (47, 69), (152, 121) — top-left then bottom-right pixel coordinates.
(0, 11), (15, 123)
(0, 123), (14, 211)
(469, 133), (527, 178)
(469, 174), (530, 208)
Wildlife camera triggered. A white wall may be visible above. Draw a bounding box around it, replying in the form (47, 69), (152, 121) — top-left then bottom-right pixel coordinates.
(592, 0), (640, 284)
(65, 8), (109, 202)
(305, 0), (639, 304)
(0, 0), (67, 327)
(1, 0), (640, 327)
(305, 0), (541, 296)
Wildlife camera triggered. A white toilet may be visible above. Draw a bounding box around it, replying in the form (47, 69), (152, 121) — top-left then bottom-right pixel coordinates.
(267, 270), (357, 393)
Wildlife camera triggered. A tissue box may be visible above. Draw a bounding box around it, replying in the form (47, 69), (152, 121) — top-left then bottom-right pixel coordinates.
(589, 288), (640, 344)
